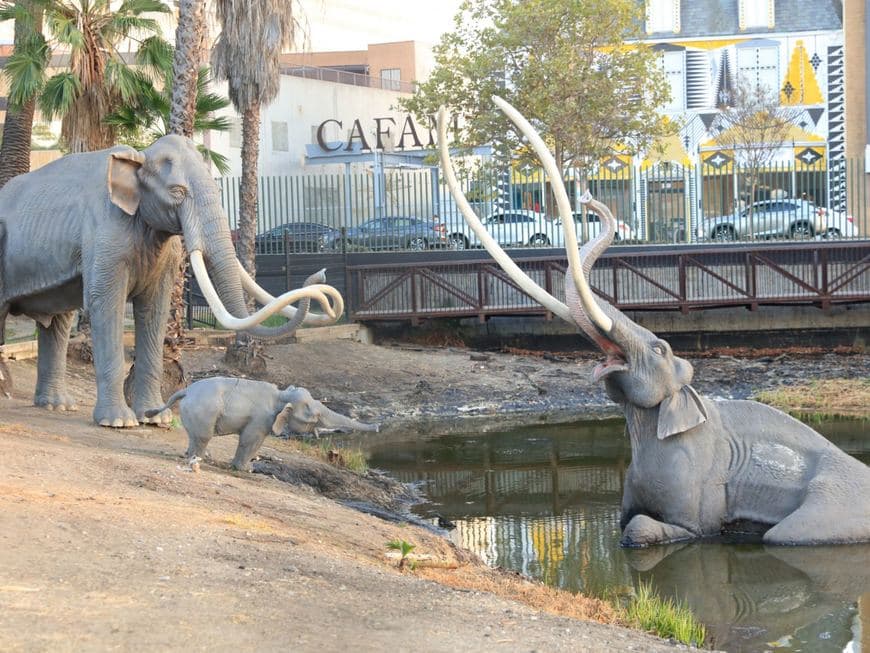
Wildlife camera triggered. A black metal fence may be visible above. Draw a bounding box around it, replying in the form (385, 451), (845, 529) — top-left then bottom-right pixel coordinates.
(217, 158), (869, 254)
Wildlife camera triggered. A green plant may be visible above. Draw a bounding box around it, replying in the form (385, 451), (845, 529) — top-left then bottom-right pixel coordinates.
(620, 581), (706, 647)
(386, 539), (416, 569)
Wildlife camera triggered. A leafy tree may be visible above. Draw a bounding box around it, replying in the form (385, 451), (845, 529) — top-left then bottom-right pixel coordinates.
(715, 77), (801, 238)
(402, 0), (673, 221)
(210, 0), (302, 282)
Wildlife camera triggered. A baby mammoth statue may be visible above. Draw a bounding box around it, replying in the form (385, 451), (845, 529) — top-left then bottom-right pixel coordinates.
(145, 376), (379, 471)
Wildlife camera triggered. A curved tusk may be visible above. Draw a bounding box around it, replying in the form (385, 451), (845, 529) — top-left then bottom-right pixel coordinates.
(490, 96), (613, 334)
(237, 262), (344, 326)
(437, 106), (573, 323)
(190, 250), (342, 330)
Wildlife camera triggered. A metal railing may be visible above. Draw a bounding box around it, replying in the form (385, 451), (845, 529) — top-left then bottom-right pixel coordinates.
(280, 65), (418, 94)
(345, 241), (870, 322)
(217, 158), (870, 255)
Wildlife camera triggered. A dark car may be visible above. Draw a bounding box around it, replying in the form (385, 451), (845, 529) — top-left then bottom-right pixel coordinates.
(326, 216), (447, 251)
(252, 222), (339, 254)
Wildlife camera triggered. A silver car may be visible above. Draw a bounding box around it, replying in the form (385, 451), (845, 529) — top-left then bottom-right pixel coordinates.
(701, 199), (827, 241)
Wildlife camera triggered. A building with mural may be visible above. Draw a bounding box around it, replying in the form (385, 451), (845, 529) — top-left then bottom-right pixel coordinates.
(621, 0), (857, 239)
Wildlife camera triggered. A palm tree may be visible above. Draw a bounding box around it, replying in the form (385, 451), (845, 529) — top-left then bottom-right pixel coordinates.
(210, 0), (300, 281)
(0, 0), (47, 188)
(106, 66), (231, 173)
(37, 0), (172, 153)
(169, 0), (205, 137)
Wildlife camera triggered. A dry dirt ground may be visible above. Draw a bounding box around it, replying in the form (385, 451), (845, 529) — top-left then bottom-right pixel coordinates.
(0, 340), (726, 653)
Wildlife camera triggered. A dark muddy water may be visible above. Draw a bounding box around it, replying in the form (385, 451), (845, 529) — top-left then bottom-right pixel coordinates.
(356, 418), (870, 653)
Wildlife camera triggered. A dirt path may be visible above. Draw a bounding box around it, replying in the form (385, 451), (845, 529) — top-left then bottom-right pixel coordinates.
(0, 346), (715, 653)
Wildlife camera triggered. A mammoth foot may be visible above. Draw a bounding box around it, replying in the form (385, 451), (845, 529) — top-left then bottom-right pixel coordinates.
(93, 402), (138, 428)
(34, 391), (79, 412)
(137, 407), (173, 425)
(620, 515), (696, 548)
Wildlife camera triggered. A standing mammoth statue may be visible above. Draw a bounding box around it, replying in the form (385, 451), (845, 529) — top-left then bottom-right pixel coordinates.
(0, 135), (343, 427)
(439, 100), (870, 547)
(145, 376), (380, 471)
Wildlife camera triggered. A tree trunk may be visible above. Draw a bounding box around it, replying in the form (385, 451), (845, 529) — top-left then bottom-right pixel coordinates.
(0, 0), (44, 190)
(238, 104), (261, 281)
(169, 0), (206, 138)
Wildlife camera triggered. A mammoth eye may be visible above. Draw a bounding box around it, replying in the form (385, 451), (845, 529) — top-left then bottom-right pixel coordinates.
(652, 342), (667, 356)
(169, 185), (187, 201)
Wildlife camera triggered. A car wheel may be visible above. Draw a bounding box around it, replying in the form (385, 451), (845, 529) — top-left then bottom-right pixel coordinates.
(712, 225), (736, 241)
(407, 237), (428, 251)
(789, 222), (814, 239)
(529, 234), (550, 246)
(448, 234), (469, 250)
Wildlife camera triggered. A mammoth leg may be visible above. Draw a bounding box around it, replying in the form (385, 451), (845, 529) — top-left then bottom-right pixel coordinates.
(230, 424), (269, 472)
(34, 311), (78, 411)
(621, 514), (696, 548)
(131, 239), (181, 424)
(89, 266), (138, 428)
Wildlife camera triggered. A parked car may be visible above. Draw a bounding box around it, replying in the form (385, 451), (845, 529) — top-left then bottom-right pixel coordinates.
(699, 199), (858, 241)
(559, 211), (638, 243)
(444, 209), (635, 249)
(445, 209), (559, 249)
(325, 216), (447, 251)
(252, 221), (339, 254)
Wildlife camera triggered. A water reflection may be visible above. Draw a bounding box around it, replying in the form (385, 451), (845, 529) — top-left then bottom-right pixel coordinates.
(362, 419), (870, 653)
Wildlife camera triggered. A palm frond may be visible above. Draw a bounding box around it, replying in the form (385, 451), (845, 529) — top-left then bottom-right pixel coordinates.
(46, 11), (83, 49)
(194, 114), (231, 132)
(136, 35), (174, 76)
(199, 144), (231, 176)
(117, 0), (172, 15)
(105, 57), (151, 103)
(3, 33), (49, 108)
(39, 71), (81, 121)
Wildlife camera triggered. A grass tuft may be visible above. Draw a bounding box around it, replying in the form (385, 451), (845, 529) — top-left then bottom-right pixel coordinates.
(286, 437), (368, 474)
(620, 581), (706, 647)
(754, 378), (870, 420)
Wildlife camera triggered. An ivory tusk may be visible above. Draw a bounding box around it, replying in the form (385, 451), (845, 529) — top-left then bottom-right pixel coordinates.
(236, 262), (344, 325)
(437, 106), (574, 323)
(190, 250), (342, 330)
(489, 96), (613, 334)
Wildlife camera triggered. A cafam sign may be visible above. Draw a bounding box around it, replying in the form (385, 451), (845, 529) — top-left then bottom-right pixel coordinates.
(315, 114), (459, 153)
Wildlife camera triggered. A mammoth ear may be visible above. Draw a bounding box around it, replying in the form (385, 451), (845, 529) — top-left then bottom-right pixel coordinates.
(657, 385), (707, 440)
(271, 404), (293, 436)
(108, 149), (145, 216)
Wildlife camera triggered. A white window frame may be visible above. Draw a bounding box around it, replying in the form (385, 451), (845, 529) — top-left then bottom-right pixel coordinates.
(739, 0), (774, 29)
(646, 0), (680, 34)
(381, 68), (401, 91)
(736, 44), (779, 95)
(271, 121), (289, 152)
(661, 50), (686, 112)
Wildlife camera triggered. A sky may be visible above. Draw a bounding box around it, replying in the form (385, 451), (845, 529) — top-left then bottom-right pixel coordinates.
(0, 1), (466, 49)
(297, 0), (465, 51)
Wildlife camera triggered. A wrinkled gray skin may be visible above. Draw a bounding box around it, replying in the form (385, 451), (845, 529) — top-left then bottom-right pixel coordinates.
(567, 211), (870, 546)
(145, 376), (379, 472)
(0, 135), (324, 428)
(441, 102), (870, 547)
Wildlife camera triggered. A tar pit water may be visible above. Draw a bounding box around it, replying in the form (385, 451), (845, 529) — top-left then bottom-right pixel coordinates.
(355, 418), (870, 653)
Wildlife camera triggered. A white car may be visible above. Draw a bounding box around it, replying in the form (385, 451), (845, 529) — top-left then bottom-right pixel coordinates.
(444, 208), (636, 249)
(814, 206), (860, 239)
(444, 209), (561, 249)
(556, 211), (638, 244)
